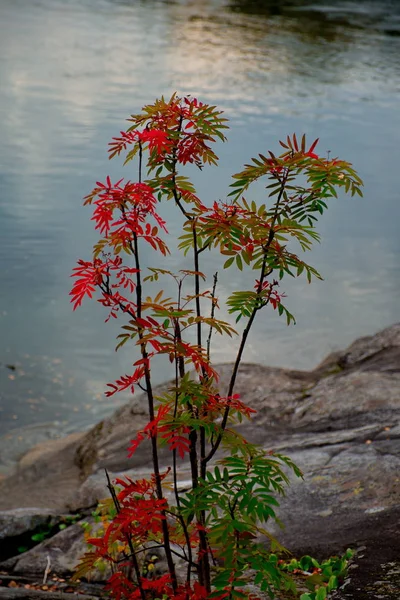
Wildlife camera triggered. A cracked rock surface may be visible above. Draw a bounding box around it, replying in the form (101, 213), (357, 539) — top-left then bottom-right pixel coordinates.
(0, 323), (399, 596)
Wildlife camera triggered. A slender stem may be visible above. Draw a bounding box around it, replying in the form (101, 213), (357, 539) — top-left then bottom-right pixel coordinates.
(131, 146), (178, 591)
(197, 237), (215, 254)
(171, 114), (191, 220)
(172, 316), (194, 585)
(206, 272), (218, 362)
(173, 348), (180, 506)
(204, 169), (290, 465)
(169, 117), (210, 589)
(191, 223), (212, 592)
(132, 231), (178, 591)
(130, 543), (189, 563)
(168, 110), (212, 591)
(175, 280), (186, 381)
(138, 142), (142, 184)
(193, 225), (202, 350)
(169, 131), (199, 494)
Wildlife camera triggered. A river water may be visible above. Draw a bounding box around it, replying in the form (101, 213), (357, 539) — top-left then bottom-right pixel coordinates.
(0, 0), (399, 465)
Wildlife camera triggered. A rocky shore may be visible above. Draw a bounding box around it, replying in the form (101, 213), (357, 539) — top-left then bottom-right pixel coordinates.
(0, 324), (399, 598)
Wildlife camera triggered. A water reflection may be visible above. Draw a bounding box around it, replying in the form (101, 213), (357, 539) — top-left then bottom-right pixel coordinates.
(153, 0), (400, 119)
(230, 0), (400, 30)
(0, 0), (399, 448)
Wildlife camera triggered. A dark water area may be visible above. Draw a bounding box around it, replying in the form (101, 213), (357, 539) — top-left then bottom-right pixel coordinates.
(0, 0), (399, 466)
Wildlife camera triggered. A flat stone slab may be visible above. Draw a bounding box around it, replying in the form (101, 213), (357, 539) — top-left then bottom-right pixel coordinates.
(0, 588), (100, 600)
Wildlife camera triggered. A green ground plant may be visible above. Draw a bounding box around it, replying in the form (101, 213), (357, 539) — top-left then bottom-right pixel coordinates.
(279, 549), (354, 599)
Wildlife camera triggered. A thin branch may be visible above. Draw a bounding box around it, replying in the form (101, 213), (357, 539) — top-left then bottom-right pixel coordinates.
(131, 148), (178, 591)
(131, 542), (191, 564)
(171, 327), (195, 584)
(138, 141), (142, 184)
(193, 225), (202, 350)
(192, 222), (212, 593)
(171, 114), (192, 220)
(204, 169), (290, 465)
(206, 272), (218, 362)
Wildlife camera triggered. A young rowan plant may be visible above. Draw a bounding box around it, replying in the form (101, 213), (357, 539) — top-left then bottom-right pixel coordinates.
(71, 94), (363, 600)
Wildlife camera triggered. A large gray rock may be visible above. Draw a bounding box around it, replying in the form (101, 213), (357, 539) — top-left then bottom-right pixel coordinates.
(0, 509), (59, 542)
(0, 509), (62, 563)
(0, 434), (85, 512)
(0, 524), (86, 577)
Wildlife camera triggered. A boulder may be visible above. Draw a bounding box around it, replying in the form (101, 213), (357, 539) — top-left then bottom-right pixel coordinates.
(0, 524), (86, 577)
(0, 434), (85, 513)
(0, 509), (62, 562)
(0, 509), (59, 543)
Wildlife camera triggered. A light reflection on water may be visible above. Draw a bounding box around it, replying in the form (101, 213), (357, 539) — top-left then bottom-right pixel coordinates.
(0, 0), (399, 450)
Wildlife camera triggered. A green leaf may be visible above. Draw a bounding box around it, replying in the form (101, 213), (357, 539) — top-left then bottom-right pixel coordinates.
(316, 586), (327, 600)
(300, 555), (319, 571)
(231, 519), (250, 532)
(224, 256), (235, 269)
(256, 494), (280, 507)
(212, 569), (232, 587)
(327, 575), (339, 591)
(31, 532), (47, 542)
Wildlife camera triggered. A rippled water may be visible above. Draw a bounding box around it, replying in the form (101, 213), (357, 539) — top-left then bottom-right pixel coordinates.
(0, 0), (399, 455)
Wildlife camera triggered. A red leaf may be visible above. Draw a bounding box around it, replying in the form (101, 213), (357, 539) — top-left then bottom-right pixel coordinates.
(105, 366), (145, 397)
(105, 572), (135, 600)
(70, 259), (106, 309)
(308, 138), (319, 154)
(127, 432), (145, 457)
(140, 129), (173, 156)
(141, 573), (171, 595)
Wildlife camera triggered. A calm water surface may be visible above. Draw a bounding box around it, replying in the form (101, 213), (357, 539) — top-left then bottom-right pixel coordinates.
(0, 0), (399, 461)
